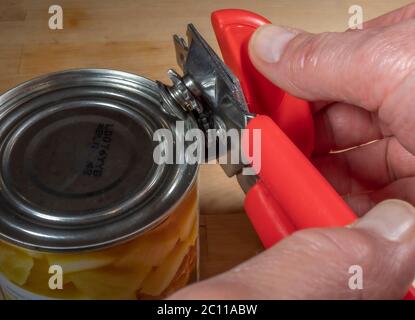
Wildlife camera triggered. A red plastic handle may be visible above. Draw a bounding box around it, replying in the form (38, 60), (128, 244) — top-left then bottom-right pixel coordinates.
(212, 9), (415, 299)
(243, 115), (356, 230)
(212, 9), (314, 157)
(244, 180), (296, 247)
(212, 8), (355, 236)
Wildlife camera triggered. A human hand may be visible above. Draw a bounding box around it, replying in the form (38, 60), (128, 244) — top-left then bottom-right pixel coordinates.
(170, 3), (415, 299)
(248, 3), (415, 216)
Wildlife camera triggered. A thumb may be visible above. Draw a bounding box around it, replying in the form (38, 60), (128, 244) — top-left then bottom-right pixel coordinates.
(171, 200), (415, 299)
(248, 22), (415, 155)
(248, 23), (415, 109)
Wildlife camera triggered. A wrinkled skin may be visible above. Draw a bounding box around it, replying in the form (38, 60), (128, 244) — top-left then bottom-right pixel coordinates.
(170, 3), (415, 299)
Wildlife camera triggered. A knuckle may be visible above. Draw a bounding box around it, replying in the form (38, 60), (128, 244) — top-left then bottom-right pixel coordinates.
(290, 32), (333, 73)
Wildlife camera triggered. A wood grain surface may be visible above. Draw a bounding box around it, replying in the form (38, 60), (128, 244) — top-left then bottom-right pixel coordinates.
(0, 0), (412, 280)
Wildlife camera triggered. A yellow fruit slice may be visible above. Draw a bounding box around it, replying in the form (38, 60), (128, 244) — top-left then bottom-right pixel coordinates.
(0, 242), (34, 286)
(139, 242), (190, 296)
(46, 252), (115, 274)
(145, 214), (181, 239)
(139, 222), (197, 297)
(115, 231), (179, 268)
(177, 204), (198, 241)
(15, 247), (44, 259)
(116, 186), (197, 269)
(187, 217), (198, 245)
(179, 217), (198, 246)
(23, 258), (86, 299)
(67, 265), (152, 300)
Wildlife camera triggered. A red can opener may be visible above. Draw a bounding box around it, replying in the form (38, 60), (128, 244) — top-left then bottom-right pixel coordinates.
(211, 9), (415, 299)
(211, 8), (358, 246)
(162, 10), (415, 299)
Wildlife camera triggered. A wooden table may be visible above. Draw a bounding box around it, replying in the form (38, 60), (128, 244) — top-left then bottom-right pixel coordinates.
(0, 0), (412, 280)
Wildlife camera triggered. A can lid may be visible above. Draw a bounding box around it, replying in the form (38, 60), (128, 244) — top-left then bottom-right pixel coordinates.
(0, 69), (198, 252)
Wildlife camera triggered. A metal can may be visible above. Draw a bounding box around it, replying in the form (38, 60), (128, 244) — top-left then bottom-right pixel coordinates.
(0, 69), (199, 300)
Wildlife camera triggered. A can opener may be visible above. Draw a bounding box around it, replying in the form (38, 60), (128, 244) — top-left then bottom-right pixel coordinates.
(158, 9), (415, 299)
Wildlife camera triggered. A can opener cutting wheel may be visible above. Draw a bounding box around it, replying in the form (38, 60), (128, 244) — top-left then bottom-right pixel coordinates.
(158, 9), (415, 299)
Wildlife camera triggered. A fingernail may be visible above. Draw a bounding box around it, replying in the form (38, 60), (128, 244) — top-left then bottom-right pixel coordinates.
(250, 25), (297, 63)
(353, 200), (415, 241)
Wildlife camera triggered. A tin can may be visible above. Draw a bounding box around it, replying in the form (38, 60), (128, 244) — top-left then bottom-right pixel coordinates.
(0, 69), (199, 300)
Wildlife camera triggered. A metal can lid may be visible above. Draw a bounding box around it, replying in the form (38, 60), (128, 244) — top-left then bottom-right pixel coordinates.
(0, 69), (198, 252)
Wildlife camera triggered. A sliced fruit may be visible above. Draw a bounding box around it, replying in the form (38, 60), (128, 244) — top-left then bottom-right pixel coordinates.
(0, 241), (34, 286)
(24, 258), (53, 293)
(46, 252), (115, 274)
(15, 247), (44, 259)
(145, 214), (181, 239)
(139, 239), (193, 296)
(24, 258), (86, 299)
(163, 269), (191, 298)
(115, 228), (179, 268)
(177, 203), (198, 241)
(67, 265), (152, 300)
(187, 218), (198, 245)
(116, 191), (198, 268)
